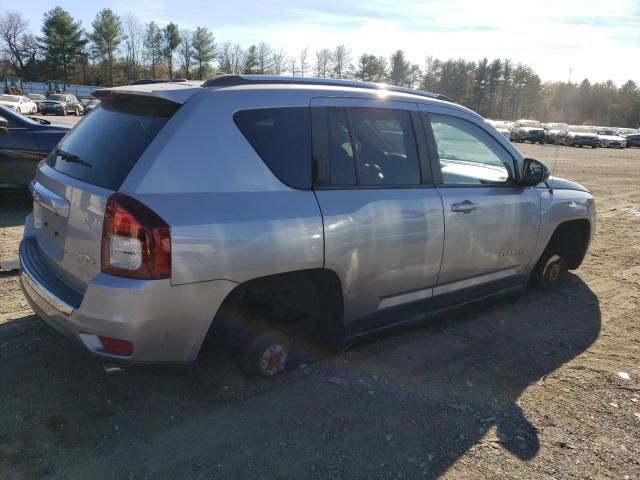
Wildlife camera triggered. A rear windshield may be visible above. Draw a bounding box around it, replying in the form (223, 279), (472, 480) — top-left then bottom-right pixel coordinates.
(47, 96), (179, 190)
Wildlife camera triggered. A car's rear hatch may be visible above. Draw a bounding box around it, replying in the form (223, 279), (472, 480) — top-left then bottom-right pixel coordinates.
(31, 91), (184, 291)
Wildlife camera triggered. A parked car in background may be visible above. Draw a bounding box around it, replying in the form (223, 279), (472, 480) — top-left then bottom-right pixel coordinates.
(39, 94), (84, 116)
(0, 94), (38, 114)
(595, 128), (626, 148)
(82, 98), (100, 114)
(616, 128), (640, 148)
(0, 105), (70, 186)
(543, 122), (567, 144)
(18, 76), (595, 378)
(510, 119), (545, 144)
(487, 119), (512, 139)
(557, 126), (599, 148)
(27, 93), (47, 112)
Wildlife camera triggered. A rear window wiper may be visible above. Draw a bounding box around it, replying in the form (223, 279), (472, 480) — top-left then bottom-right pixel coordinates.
(56, 148), (92, 167)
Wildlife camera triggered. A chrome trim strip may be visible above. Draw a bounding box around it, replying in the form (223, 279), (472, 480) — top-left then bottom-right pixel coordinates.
(32, 181), (69, 218)
(377, 267), (521, 310)
(432, 267), (520, 297)
(379, 287), (433, 310)
(20, 258), (75, 315)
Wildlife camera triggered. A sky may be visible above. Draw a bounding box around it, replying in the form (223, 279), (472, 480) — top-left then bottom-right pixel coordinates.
(19, 0), (640, 84)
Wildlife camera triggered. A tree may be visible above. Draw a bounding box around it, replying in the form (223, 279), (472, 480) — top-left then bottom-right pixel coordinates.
(191, 26), (216, 79)
(89, 8), (123, 86)
(144, 21), (162, 79)
(163, 22), (180, 78)
(271, 48), (287, 76)
(299, 47), (308, 77)
(178, 29), (193, 78)
(388, 49), (411, 87)
(39, 7), (86, 83)
(354, 54), (387, 82)
(331, 45), (351, 79)
(256, 42), (272, 74)
(243, 44), (258, 74)
(315, 48), (331, 78)
(0, 12), (30, 75)
(123, 14), (143, 82)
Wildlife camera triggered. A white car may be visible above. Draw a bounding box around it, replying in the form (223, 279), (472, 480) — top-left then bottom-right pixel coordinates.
(0, 94), (38, 114)
(487, 119), (513, 140)
(595, 128), (627, 148)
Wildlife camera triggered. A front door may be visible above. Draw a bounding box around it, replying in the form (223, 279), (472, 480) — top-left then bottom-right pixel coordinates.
(311, 98), (445, 329)
(422, 111), (540, 288)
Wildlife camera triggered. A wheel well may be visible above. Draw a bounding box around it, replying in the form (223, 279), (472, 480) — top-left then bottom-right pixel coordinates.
(546, 219), (591, 270)
(212, 269), (345, 345)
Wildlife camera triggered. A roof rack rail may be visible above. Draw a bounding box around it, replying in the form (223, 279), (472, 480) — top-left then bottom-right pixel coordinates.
(129, 78), (188, 85)
(201, 75), (454, 103)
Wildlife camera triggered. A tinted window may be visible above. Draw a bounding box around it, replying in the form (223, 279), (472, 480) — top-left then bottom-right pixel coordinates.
(234, 108), (311, 189)
(47, 96), (179, 190)
(312, 107), (421, 187)
(349, 108), (420, 186)
(429, 114), (515, 185)
(311, 107), (356, 185)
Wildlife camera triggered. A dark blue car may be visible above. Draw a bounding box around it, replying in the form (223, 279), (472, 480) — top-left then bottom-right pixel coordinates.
(0, 105), (70, 186)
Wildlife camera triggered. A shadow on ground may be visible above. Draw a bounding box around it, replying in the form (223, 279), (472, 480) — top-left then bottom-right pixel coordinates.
(0, 273), (600, 479)
(0, 188), (31, 229)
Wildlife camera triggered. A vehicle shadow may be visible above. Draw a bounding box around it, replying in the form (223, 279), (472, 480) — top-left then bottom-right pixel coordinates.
(0, 187), (32, 228)
(0, 273), (600, 479)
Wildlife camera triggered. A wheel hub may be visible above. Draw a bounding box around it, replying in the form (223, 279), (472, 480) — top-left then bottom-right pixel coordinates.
(543, 255), (565, 285)
(259, 344), (288, 376)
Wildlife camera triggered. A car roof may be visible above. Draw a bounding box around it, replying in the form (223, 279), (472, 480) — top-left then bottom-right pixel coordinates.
(93, 75), (480, 120)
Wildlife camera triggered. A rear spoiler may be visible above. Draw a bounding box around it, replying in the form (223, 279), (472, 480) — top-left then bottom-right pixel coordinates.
(92, 81), (203, 105)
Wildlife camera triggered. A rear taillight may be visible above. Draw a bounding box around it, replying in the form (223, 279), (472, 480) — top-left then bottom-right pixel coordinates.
(101, 193), (171, 280)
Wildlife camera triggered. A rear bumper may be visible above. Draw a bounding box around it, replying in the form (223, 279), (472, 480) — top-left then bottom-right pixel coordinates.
(19, 236), (237, 364)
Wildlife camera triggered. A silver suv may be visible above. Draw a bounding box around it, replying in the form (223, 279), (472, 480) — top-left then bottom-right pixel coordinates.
(19, 76), (595, 376)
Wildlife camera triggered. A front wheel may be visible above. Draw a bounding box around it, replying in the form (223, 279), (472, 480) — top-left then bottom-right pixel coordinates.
(531, 250), (567, 289)
(74, 106), (80, 116)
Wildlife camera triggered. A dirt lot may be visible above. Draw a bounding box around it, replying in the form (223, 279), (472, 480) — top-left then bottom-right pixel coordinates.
(1, 144), (639, 480)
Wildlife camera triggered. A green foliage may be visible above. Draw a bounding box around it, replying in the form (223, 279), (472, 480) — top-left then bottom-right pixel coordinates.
(89, 8), (122, 86)
(143, 21), (162, 79)
(355, 54), (387, 82)
(388, 50), (412, 87)
(243, 45), (258, 74)
(164, 22), (180, 78)
(39, 7), (86, 83)
(192, 26), (216, 80)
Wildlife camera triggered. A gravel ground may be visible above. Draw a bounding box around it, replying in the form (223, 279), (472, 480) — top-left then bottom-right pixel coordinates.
(0, 143), (639, 480)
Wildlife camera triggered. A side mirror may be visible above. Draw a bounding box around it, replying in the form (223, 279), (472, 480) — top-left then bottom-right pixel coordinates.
(521, 158), (550, 186)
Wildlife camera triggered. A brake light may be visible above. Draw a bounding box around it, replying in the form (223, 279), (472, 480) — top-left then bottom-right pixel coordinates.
(101, 193), (171, 279)
(99, 336), (134, 356)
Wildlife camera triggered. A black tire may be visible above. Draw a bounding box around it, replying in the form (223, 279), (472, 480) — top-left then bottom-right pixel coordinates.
(216, 304), (291, 377)
(74, 106), (80, 116)
(530, 243), (567, 289)
(591, 145), (597, 149)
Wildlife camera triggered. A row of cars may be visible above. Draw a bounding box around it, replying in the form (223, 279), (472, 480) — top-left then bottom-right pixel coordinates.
(488, 119), (640, 148)
(0, 93), (100, 116)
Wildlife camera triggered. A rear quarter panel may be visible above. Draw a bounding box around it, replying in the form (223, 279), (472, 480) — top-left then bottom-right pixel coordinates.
(121, 89), (324, 286)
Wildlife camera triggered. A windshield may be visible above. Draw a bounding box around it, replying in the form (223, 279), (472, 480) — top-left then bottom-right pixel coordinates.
(520, 121), (541, 127)
(618, 128), (636, 134)
(493, 121), (511, 129)
(0, 95), (19, 103)
(569, 126), (593, 133)
(597, 130), (616, 136)
(28, 94), (45, 100)
(49, 94), (66, 101)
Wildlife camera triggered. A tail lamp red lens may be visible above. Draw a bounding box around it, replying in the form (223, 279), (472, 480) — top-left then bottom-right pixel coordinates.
(99, 336), (134, 356)
(101, 192), (171, 280)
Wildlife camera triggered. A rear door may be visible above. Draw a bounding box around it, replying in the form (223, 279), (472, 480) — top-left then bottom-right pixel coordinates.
(420, 108), (540, 289)
(311, 97), (444, 331)
(32, 95), (180, 291)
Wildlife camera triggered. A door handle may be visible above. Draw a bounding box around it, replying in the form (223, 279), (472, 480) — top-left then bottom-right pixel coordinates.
(451, 200), (479, 214)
